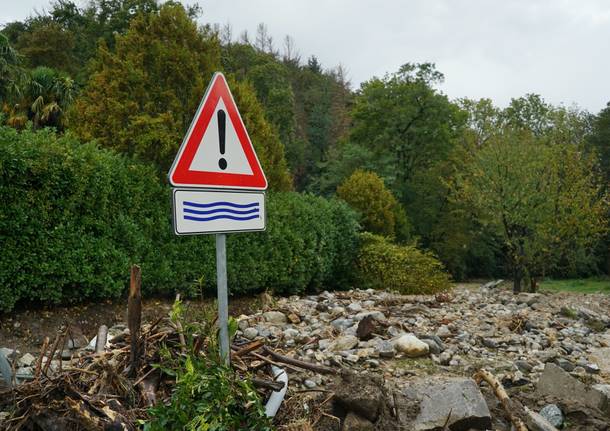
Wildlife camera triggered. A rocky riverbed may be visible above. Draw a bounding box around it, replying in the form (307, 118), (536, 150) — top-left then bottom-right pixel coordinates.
(237, 283), (610, 430)
(2, 282), (609, 430)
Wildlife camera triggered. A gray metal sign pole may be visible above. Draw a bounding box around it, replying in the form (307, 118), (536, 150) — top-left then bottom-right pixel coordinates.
(215, 233), (230, 365)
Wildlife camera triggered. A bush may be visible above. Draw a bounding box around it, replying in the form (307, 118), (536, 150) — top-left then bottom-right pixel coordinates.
(355, 233), (451, 294)
(337, 169), (410, 240)
(0, 127), (359, 311)
(145, 300), (272, 431)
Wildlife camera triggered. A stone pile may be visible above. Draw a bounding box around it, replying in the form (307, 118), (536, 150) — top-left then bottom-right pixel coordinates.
(236, 284), (610, 430)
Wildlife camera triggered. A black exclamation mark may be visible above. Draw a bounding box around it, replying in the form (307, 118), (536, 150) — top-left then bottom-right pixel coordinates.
(217, 109), (227, 170)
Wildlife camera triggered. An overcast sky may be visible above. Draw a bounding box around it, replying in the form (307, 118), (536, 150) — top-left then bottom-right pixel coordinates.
(3, 0), (610, 113)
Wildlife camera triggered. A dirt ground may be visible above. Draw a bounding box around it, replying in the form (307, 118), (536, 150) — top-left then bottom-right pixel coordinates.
(0, 296), (259, 355)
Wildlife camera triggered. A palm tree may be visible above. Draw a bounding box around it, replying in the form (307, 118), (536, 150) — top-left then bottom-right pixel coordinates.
(26, 66), (77, 130)
(0, 33), (26, 105)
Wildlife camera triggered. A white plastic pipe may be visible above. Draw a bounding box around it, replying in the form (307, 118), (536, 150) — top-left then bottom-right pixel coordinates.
(264, 365), (288, 417)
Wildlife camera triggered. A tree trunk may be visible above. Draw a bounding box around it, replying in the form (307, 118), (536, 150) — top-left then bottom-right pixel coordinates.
(513, 268), (522, 294)
(530, 276), (537, 293)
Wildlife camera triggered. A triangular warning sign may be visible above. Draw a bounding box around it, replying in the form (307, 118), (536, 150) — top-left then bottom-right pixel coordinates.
(169, 72), (267, 190)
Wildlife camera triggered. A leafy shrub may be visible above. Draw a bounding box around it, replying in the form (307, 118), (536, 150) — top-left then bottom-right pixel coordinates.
(145, 300), (272, 431)
(337, 169), (410, 240)
(355, 233), (451, 294)
(0, 127), (167, 310)
(0, 127), (359, 311)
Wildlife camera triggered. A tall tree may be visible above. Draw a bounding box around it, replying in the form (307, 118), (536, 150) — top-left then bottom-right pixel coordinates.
(0, 33), (25, 104)
(452, 131), (607, 292)
(587, 102), (610, 273)
(70, 3), (291, 190)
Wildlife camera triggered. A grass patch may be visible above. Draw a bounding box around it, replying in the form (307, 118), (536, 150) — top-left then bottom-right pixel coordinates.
(539, 277), (610, 294)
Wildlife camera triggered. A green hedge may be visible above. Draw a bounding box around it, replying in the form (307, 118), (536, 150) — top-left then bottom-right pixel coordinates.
(355, 233), (451, 295)
(0, 127), (359, 311)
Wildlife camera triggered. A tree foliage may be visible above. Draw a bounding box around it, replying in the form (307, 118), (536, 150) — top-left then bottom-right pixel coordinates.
(452, 130), (608, 291)
(356, 233), (451, 295)
(337, 169), (409, 240)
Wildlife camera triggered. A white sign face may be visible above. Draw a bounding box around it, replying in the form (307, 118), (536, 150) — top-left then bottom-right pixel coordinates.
(189, 99), (254, 176)
(172, 189), (266, 235)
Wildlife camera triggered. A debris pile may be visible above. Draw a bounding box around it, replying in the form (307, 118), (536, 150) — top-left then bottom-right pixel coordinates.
(1, 281), (609, 430)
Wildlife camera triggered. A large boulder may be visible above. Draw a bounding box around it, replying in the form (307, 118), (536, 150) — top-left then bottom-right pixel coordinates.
(333, 373), (385, 422)
(399, 377), (492, 430)
(537, 363), (610, 416)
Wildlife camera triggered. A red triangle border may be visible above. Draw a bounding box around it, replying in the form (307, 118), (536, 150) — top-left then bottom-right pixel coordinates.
(169, 73), (268, 190)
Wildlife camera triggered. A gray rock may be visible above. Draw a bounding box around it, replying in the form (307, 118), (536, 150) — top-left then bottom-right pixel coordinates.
(283, 328), (299, 339)
(438, 351), (452, 365)
(537, 363), (610, 416)
(515, 360), (534, 373)
(375, 340), (395, 359)
(481, 338), (499, 349)
(331, 318), (354, 331)
(341, 412), (374, 431)
(331, 335), (359, 352)
(304, 379), (317, 389)
(354, 311), (386, 322)
(347, 302), (363, 313)
(237, 316), (249, 331)
(419, 334), (445, 352)
(584, 363), (600, 374)
(421, 338), (442, 355)
(318, 339), (332, 350)
(523, 406), (560, 431)
(401, 377), (492, 430)
(263, 311), (287, 325)
(61, 349), (72, 360)
(539, 404), (563, 428)
(334, 373), (384, 422)
(243, 327), (258, 340)
(588, 347), (610, 374)
(436, 325), (452, 338)
(554, 357), (575, 372)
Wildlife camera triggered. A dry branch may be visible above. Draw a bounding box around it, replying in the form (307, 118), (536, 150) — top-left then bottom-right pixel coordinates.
(473, 368), (528, 431)
(262, 346), (338, 375)
(127, 264), (142, 377)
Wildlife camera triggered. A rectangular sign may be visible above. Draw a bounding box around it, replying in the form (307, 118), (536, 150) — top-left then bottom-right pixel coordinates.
(172, 189), (265, 235)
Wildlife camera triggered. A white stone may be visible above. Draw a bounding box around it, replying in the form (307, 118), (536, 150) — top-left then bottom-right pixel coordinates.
(263, 311), (287, 325)
(347, 302), (362, 313)
(243, 327), (258, 340)
(393, 334), (429, 358)
(283, 328), (299, 339)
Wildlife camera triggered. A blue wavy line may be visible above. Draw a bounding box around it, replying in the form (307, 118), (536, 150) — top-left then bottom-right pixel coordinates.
(184, 207), (259, 216)
(183, 201), (259, 209)
(184, 214), (260, 222)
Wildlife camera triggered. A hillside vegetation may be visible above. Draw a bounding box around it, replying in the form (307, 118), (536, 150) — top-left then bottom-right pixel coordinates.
(0, 0), (608, 310)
